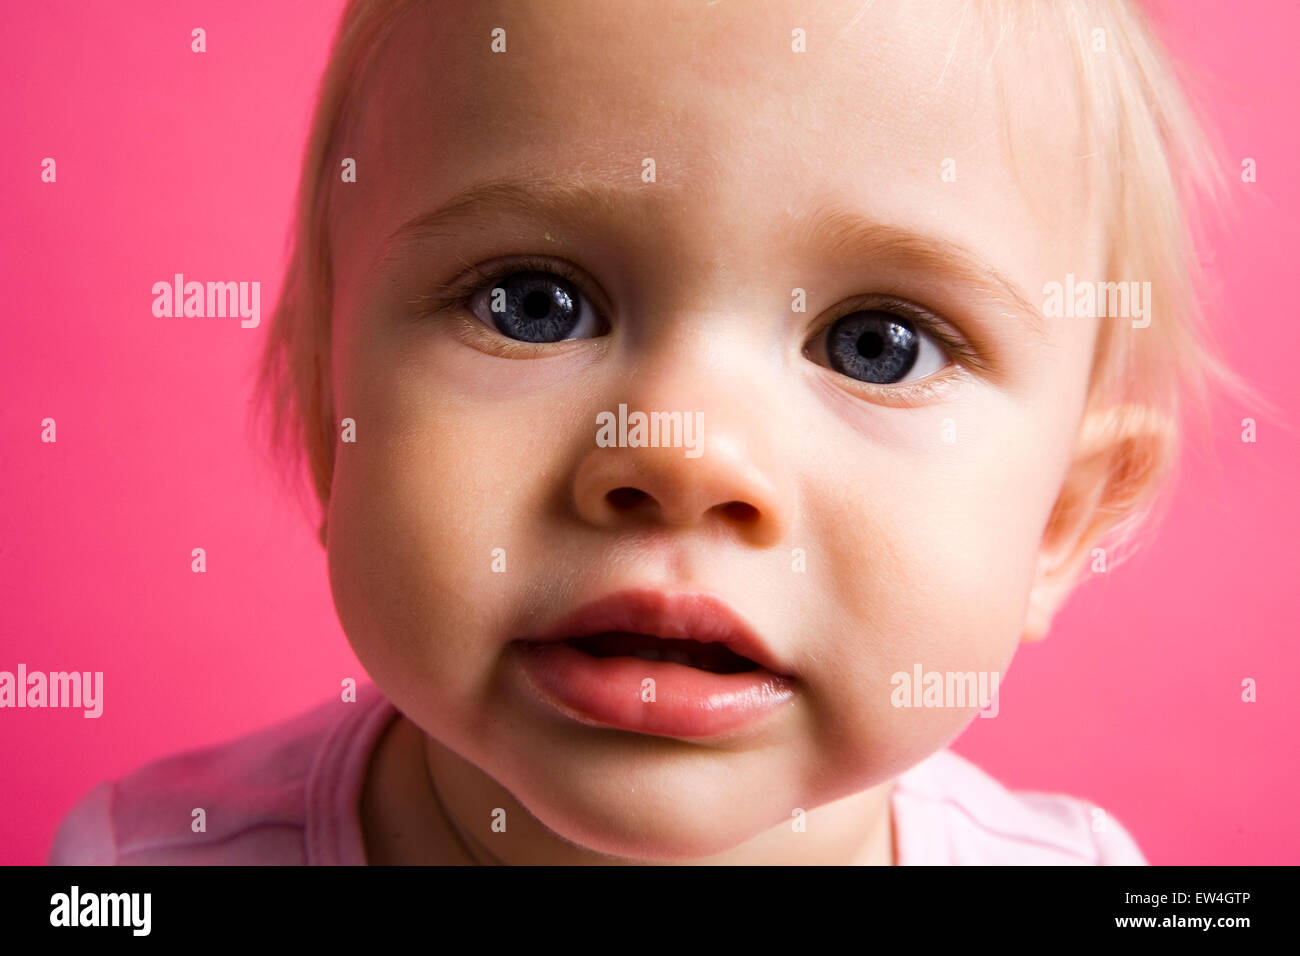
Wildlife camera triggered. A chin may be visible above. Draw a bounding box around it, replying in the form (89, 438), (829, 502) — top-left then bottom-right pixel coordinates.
(510, 773), (779, 862)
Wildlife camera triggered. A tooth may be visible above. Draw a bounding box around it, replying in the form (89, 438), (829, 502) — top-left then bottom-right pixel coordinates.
(664, 648), (693, 667)
(633, 648), (661, 662)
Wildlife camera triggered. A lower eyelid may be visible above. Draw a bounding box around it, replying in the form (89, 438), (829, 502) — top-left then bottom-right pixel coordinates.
(820, 362), (971, 407)
(445, 311), (602, 360)
(449, 311), (546, 357)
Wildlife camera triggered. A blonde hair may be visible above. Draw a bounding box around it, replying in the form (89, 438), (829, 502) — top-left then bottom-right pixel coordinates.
(254, 0), (1274, 582)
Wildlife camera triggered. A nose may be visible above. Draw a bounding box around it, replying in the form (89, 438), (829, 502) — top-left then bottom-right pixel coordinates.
(571, 405), (793, 548)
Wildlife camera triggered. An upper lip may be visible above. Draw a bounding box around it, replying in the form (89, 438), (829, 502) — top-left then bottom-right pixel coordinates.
(518, 588), (791, 676)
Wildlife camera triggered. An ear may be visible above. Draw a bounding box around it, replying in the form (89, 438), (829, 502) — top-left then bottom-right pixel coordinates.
(1023, 402), (1176, 642)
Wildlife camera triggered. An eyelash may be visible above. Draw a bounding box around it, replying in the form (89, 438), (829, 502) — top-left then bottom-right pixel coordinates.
(414, 255), (986, 388)
(813, 293), (981, 368)
(416, 254), (599, 325)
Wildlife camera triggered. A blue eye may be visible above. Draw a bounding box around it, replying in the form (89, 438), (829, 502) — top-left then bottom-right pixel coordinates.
(819, 309), (949, 385)
(467, 270), (603, 343)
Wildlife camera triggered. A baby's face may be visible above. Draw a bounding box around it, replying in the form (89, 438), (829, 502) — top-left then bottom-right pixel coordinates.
(326, 0), (1103, 858)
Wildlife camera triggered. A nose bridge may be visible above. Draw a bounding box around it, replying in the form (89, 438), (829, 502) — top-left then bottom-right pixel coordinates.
(625, 307), (766, 417)
(571, 326), (794, 546)
(613, 313), (778, 476)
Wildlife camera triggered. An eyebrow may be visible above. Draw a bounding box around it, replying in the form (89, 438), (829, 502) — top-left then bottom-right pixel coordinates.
(380, 174), (632, 258)
(381, 174), (1047, 339)
(790, 205), (1048, 339)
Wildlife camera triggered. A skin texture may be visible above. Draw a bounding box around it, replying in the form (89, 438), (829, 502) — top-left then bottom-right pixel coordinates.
(329, 0), (1109, 864)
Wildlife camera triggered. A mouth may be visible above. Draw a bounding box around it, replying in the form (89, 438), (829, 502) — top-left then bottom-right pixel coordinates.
(564, 632), (762, 674)
(511, 588), (795, 739)
(518, 587), (790, 674)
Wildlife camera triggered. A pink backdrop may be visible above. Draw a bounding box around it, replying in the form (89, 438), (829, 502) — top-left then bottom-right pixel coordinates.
(1, 0), (1296, 865)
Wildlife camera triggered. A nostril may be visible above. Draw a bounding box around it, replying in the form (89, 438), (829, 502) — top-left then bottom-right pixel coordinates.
(607, 487), (651, 510)
(718, 501), (759, 523)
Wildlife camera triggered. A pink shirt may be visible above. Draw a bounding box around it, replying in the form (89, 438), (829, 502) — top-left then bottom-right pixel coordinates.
(48, 681), (1147, 865)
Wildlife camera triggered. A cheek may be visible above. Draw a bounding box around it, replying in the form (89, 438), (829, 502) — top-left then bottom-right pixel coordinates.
(323, 334), (597, 730)
(797, 395), (1071, 782)
(324, 367), (514, 719)
(325, 434), (491, 730)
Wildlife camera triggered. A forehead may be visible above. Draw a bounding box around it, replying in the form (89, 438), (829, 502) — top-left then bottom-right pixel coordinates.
(332, 0), (1104, 305)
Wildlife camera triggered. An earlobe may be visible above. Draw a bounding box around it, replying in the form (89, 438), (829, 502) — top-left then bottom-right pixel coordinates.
(1022, 552), (1075, 642)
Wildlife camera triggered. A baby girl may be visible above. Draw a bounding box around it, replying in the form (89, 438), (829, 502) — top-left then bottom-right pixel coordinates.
(51, 0), (1244, 865)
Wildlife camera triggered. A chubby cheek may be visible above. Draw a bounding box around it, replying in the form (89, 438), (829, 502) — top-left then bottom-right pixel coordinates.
(324, 346), (573, 735)
(797, 398), (1069, 790)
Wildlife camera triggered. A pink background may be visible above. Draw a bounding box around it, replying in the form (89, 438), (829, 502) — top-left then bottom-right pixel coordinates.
(1, 0), (1296, 865)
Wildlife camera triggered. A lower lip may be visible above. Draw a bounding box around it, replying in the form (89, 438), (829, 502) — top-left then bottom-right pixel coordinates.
(514, 641), (795, 739)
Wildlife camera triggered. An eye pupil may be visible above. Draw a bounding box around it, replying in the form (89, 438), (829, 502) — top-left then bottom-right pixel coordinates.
(523, 289), (552, 319)
(856, 331), (884, 359)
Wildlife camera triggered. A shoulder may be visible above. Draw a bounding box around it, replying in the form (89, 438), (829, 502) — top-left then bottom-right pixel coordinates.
(48, 683), (396, 865)
(892, 748), (1148, 865)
